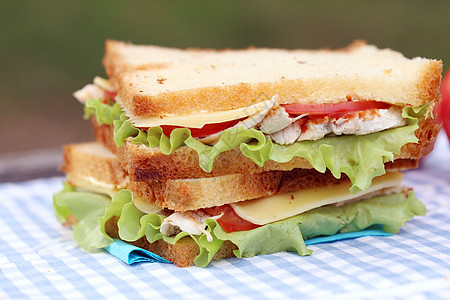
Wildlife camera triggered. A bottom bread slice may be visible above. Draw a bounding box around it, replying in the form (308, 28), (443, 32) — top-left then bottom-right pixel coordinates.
(57, 185), (426, 268)
(64, 215), (236, 267)
(104, 216), (237, 267)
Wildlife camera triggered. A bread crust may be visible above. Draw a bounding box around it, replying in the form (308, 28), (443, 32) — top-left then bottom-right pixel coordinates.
(103, 40), (368, 82)
(129, 169), (348, 211)
(127, 159), (420, 211)
(91, 116), (440, 182)
(63, 140), (422, 211)
(103, 40), (442, 116)
(61, 142), (127, 187)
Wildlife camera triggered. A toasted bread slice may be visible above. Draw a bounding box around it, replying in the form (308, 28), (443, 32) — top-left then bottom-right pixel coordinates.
(63, 141), (420, 212)
(103, 40), (442, 116)
(103, 39), (221, 88)
(61, 142), (345, 211)
(91, 115), (439, 182)
(61, 142), (128, 189)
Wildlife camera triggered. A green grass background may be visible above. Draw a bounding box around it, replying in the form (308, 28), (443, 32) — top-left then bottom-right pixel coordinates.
(1, 0), (448, 152)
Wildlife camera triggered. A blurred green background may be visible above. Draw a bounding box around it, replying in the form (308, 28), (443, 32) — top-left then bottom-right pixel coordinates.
(1, 0), (449, 153)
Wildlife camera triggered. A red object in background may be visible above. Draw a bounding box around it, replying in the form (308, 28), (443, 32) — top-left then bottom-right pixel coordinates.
(437, 68), (450, 141)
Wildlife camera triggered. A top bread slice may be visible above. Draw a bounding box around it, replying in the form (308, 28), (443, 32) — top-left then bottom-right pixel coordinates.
(103, 40), (442, 116)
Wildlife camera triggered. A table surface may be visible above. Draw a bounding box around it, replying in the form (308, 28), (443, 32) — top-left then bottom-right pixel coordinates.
(0, 134), (449, 299)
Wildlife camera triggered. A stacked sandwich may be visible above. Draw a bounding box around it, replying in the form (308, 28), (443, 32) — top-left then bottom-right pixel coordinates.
(54, 40), (442, 267)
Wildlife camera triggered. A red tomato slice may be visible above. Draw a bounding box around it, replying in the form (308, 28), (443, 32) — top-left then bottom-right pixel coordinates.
(102, 90), (117, 104)
(282, 101), (391, 116)
(160, 119), (242, 138)
(203, 205), (261, 233)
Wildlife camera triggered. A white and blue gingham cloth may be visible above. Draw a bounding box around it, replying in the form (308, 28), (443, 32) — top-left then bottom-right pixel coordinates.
(1, 134), (449, 299)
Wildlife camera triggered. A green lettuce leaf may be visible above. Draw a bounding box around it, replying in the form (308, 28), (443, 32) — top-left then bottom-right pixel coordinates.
(113, 113), (139, 148)
(84, 98), (427, 193)
(53, 185), (113, 250)
(84, 98), (122, 125)
(54, 185), (426, 267)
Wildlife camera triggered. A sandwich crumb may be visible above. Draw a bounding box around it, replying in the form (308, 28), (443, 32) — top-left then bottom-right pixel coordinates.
(157, 78), (167, 84)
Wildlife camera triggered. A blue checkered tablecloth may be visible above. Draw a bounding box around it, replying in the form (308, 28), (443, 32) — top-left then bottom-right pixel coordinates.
(1, 134), (449, 299)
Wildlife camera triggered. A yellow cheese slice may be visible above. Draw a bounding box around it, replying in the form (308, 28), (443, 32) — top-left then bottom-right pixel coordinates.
(121, 97), (276, 128)
(69, 175), (161, 214)
(132, 195), (161, 214)
(230, 172), (404, 225)
(67, 175), (118, 198)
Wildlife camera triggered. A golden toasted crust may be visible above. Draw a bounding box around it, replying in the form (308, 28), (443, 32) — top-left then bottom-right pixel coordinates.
(61, 142), (127, 187)
(103, 40), (366, 82)
(399, 116), (441, 159)
(61, 141), (347, 211)
(103, 40), (442, 116)
(103, 40), (174, 88)
(91, 116), (440, 181)
(129, 169), (349, 211)
(129, 159), (422, 211)
(417, 60), (444, 105)
(62, 141), (422, 211)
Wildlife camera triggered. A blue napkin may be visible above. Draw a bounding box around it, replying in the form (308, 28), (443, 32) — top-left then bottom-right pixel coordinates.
(305, 225), (391, 246)
(104, 226), (391, 265)
(104, 239), (171, 264)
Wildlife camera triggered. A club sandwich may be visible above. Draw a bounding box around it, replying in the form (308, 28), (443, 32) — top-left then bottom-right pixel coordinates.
(54, 40), (441, 267)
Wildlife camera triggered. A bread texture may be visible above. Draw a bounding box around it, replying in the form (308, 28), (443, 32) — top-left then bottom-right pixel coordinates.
(63, 141), (422, 211)
(91, 115), (440, 182)
(61, 141), (345, 210)
(61, 142), (127, 189)
(103, 40), (219, 88)
(130, 169), (349, 211)
(103, 40), (442, 116)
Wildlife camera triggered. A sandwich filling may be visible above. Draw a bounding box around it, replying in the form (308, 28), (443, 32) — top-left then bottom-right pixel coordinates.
(75, 78), (407, 145)
(54, 171), (426, 267)
(75, 78), (429, 193)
